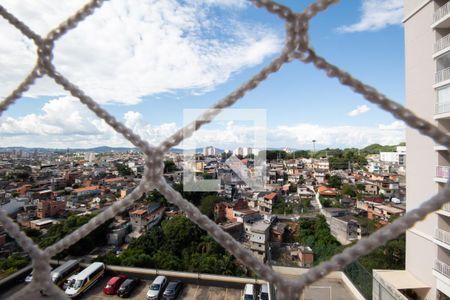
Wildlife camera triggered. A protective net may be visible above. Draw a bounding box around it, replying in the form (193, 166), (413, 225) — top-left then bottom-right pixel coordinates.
(1, 0), (449, 299)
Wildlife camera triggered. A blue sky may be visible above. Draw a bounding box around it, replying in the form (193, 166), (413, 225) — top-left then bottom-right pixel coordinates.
(0, 0), (405, 150)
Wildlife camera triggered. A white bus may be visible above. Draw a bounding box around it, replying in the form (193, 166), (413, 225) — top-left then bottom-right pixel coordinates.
(65, 262), (105, 298)
(51, 260), (80, 287)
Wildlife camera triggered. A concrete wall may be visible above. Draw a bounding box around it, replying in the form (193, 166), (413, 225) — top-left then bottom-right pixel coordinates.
(405, 1), (439, 299)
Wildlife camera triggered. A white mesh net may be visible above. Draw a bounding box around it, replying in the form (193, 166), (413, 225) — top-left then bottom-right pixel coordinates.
(0, 0), (449, 299)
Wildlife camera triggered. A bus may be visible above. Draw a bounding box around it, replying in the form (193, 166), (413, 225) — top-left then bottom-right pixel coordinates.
(64, 262), (105, 298)
(51, 260), (80, 287)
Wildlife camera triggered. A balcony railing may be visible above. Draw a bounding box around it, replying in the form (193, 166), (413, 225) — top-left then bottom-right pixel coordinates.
(435, 228), (450, 244)
(436, 166), (450, 179)
(434, 259), (450, 278)
(434, 2), (450, 23)
(443, 203), (450, 212)
(436, 67), (450, 83)
(436, 101), (450, 114)
(435, 34), (450, 53)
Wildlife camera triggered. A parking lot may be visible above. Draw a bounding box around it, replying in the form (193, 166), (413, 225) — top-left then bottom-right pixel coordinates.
(80, 275), (243, 300)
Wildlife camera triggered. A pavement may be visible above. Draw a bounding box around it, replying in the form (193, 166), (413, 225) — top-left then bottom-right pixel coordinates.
(0, 274), (245, 300)
(79, 275), (243, 300)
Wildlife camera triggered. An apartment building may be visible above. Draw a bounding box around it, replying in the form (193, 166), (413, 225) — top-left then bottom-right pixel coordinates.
(373, 2), (450, 299)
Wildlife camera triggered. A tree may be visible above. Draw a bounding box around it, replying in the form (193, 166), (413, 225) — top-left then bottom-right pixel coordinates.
(0, 254), (29, 279)
(146, 190), (168, 206)
(328, 175), (342, 189)
(161, 216), (203, 255)
(164, 160), (177, 173)
(199, 195), (220, 218)
(298, 175), (305, 185)
(116, 164), (132, 176)
(99, 216), (244, 276)
(342, 184), (357, 197)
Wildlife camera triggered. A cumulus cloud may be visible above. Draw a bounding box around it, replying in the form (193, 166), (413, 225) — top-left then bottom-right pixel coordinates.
(0, 0), (280, 104)
(348, 104), (370, 117)
(0, 98), (405, 149)
(338, 0), (403, 33)
(271, 121), (405, 148)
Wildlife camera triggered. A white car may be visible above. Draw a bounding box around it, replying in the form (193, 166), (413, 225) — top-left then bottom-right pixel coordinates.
(24, 272), (33, 283)
(259, 283), (269, 300)
(147, 276), (167, 300)
(242, 283), (256, 300)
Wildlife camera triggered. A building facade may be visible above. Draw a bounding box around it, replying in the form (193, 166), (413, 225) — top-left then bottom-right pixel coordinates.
(374, 2), (450, 299)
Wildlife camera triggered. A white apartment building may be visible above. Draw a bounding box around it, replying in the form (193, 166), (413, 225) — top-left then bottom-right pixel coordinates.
(380, 146), (406, 166)
(203, 146), (217, 156)
(373, 2), (450, 299)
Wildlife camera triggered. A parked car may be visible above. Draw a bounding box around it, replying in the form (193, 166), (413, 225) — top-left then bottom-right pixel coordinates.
(117, 278), (140, 298)
(24, 271), (33, 283)
(147, 276), (168, 300)
(259, 283), (269, 300)
(162, 281), (183, 299)
(242, 283), (256, 300)
(103, 274), (128, 295)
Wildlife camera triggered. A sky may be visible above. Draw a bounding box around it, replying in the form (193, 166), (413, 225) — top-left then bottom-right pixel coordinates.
(0, 0), (406, 150)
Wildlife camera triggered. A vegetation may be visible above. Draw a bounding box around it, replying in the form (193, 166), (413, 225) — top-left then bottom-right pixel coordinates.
(24, 214), (112, 258)
(296, 216), (344, 265)
(296, 216), (405, 298)
(99, 216), (244, 276)
(164, 160), (177, 173)
(199, 195), (221, 218)
(327, 175), (342, 189)
(116, 163), (133, 176)
(0, 254), (29, 279)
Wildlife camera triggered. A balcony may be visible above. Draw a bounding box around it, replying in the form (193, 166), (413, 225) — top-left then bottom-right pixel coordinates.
(434, 259), (450, 278)
(436, 67), (450, 85)
(435, 101), (450, 120)
(437, 203), (450, 217)
(436, 166), (450, 183)
(435, 35), (450, 56)
(433, 2), (450, 29)
(435, 229), (450, 248)
(443, 203), (450, 212)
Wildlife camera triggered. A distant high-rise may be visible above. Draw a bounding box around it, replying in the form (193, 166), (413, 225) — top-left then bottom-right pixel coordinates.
(203, 146), (217, 156)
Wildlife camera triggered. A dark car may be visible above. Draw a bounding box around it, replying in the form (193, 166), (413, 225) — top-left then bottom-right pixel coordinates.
(117, 278), (140, 298)
(103, 274), (128, 295)
(162, 281), (183, 300)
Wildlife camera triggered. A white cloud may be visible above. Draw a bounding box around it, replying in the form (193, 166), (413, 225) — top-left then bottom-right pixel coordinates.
(0, 98), (405, 149)
(0, 0), (280, 105)
(338, 0), (403, 33)
(0, 97), (178, 148)
(348, 104), (370, 117)
(271, 121), (405, 148)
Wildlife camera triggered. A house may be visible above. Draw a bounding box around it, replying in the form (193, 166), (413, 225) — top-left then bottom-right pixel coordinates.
(37, 199), (66, 218)
(129, 204), (165, 232)
(244, 220), (271, 262)
(291, 246), (314, 268)
(29, 218), (56, 230)
(329, 216), (367, 245)
(258, 192), (277, 214)
(214, 199), (248, 222)
(107, 221), (130, 246)
(317, 186), (338, 197)
(72, 185), (101, 200)
(357, 200), (404, 224)
(271, 222), (287, 245)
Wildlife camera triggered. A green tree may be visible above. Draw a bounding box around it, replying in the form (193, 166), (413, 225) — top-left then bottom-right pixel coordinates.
(199, 195), (221, 218)
(164, 160), (177, 173)
(116, 164), (133, 176)
(342, 184), (357, 197)
(328, 175), (342, 189)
